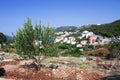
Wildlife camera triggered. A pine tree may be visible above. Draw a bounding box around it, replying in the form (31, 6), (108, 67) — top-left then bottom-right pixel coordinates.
(14, 18), (58, 59)
(15, 18), (35, 59)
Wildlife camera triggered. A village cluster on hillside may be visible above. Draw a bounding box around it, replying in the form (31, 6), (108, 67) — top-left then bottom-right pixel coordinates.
(55, 30), (113, 48)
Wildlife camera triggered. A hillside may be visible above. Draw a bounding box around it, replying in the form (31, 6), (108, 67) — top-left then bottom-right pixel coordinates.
(79, 20), (120, 37)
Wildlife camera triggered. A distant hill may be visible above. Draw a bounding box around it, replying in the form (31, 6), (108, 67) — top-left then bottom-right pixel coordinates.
(5, 35), (13, 40)
(56, 26), (78, 32)
(79, 20), (120, 37)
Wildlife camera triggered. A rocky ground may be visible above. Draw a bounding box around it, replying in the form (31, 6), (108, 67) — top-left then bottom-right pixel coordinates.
(0, 52), (119, 80)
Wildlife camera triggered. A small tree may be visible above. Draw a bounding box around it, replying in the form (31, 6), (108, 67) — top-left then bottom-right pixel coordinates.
(14, 18), (57, 70)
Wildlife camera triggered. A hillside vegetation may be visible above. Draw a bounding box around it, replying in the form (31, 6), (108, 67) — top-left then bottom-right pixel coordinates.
(79, 20), (120, 37)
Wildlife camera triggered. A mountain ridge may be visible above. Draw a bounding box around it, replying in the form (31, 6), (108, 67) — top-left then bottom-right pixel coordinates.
(78, 19), (120, 37)
(56, 26), (78, 32)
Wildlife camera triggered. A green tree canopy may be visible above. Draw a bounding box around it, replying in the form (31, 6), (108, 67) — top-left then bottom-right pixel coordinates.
(14, 18), (57, 59)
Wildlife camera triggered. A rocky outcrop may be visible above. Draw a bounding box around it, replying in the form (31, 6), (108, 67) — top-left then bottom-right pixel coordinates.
(49, 64), (58, 69)
(0, 52), (19, 61)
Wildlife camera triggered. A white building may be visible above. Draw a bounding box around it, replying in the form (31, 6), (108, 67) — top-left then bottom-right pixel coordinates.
(76, 44), (83, 47)
(63, 37), (68, 43)
(55, 36), (64, 43)
(81, 30), (94, 38)
(71, 41), (76, 45)
(56, 32), (64, 35)
(81, 40), (88, 45)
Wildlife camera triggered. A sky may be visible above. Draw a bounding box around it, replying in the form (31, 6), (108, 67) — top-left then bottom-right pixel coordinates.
(0, 0), (120, 36)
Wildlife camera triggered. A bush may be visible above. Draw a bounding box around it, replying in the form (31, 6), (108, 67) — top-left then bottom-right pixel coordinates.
(63, 48), (82, 57)
(58, 44), (69, 49)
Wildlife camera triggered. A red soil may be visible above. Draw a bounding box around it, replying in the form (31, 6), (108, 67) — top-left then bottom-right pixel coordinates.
(0, 60), (103, 80)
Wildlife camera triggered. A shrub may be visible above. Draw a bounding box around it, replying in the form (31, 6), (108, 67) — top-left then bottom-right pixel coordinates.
(63, 47), (82, 57)
(58, 44), (69, 49)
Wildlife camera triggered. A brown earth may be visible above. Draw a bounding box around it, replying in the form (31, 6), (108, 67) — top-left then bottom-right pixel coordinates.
(0, 58), (104, 80)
